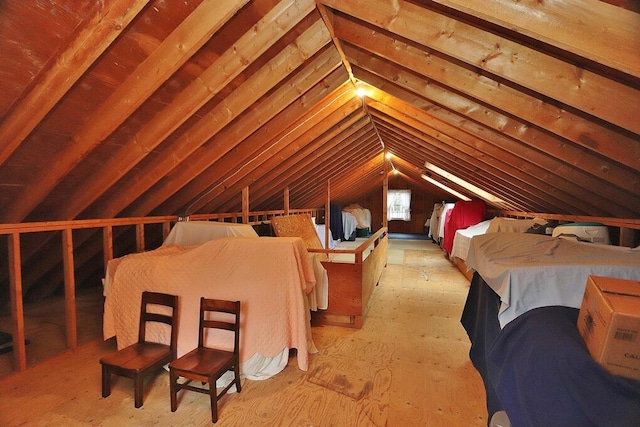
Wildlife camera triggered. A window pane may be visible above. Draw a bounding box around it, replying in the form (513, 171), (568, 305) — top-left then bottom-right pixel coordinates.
(387, 189), (411, 221)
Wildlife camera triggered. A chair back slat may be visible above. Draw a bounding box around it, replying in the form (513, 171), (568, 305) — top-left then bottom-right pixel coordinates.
(138, 291), (179, 358)
(143, 312), (174, 325)
(202, 320), (236, 331)
(198, 297), (240, 351)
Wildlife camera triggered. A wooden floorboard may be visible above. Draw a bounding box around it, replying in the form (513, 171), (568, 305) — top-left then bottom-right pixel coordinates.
(0, 239), (487, 426)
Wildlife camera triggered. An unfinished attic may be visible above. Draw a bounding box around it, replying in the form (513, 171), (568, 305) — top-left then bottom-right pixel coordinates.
(1, 0), (639, 425)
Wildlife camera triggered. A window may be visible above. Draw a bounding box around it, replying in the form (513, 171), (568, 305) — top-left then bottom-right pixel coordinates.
(387, 189), (411, 221)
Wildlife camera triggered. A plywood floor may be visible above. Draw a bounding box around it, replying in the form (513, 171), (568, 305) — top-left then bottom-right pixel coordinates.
(0, 238), (487, 426)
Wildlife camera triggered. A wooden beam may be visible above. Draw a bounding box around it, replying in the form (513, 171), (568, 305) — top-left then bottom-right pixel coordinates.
(433, 0), (640, 78)
(307, 155), (385, 207)
(375, 111), (559, 213)
(368, 99), (584, 214)
(317, 3), (357, 85)
(291, 139), (384, 205)
(148, 75), (354, 217)
(86, 2), (324, 219)
(333, 13), (639, 172)
(346, 42), (639, 198)
(325, 180), (331, 248)
(383, 150), (389, 228)
(162, 222), (172, 241)
(194, 95), (364, 213)
(35, 0), (250, 222)
(356, 67), (639, 215)
(321, 0), (640, 133)
(236, 115), (379, 210)
(0, 0), (150, 167)
(245, 117), (373, 209)
(126, 49), (345, 217)
(279, 131), (381, 208)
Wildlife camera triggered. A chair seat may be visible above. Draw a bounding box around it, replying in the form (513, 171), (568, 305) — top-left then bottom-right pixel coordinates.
(169, 348), (234, 377)
(101, 343), (172, 372)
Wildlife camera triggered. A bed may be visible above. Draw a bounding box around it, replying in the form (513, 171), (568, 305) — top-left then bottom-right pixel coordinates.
(103, 224), (322, 382)
(450, 217), (547, 280)
(460, 233), (640, 426)
(271, 214), (388, 329)
(162, 220), (327, 311)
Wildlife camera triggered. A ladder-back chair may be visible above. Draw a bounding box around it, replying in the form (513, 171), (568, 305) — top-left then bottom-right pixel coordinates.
(100, 291), (179, 408)
(169, 298), (241, 423)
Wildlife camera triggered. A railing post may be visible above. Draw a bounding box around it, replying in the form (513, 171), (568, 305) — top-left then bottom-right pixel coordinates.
(162, 221), (171, 240)
(135, 223), (145, 252)
(62, 228), (77, 349)
(8, 232), (27, 371)
(102, 225), (113, 275)
(242, 186), (249, 224)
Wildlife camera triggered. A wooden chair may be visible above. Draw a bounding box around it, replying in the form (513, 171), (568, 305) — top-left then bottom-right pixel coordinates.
(100, 291), (179, 408)
(169, 298), (241, 423)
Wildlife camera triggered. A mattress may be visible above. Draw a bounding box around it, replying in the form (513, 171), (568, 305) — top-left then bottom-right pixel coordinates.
(450, 217), (548, 261)
(466, 232), (640, 328)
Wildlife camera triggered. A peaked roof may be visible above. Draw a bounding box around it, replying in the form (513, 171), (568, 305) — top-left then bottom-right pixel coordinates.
(1, 0), (638, 223)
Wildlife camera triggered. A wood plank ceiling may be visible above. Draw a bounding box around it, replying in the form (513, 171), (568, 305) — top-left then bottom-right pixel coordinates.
(1, 0), (639, 223)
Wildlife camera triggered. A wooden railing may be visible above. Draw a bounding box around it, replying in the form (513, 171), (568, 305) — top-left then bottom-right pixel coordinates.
(307, 228), (389, 328)
(2, 208), (635, 373)
(306, 227), (388, 263)
(0, 209), (319, 374)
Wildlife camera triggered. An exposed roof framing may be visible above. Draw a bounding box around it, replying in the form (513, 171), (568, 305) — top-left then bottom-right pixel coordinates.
(0, 0), (638, 223)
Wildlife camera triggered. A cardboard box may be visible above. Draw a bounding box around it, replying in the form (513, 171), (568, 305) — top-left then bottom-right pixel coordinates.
(577, 275), (640, 380)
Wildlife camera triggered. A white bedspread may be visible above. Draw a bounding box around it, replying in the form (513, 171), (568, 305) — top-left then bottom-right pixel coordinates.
(450, 217), (547, 261)
(315, 224), (336, 249)
(342, 211), (357, 240)
(466, 233), (640, 328)
(451, 219), (492, 261)
(162, 221), (258, 246)
(104, 237), (318, 381)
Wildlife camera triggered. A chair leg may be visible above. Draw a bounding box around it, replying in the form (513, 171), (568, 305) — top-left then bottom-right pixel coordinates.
(209, 378), (218, 424)
(170, 369), (178, 412)
(101, 365), (111, 398)
(234, 363), (241, 393)
(134, 374), (143, 408)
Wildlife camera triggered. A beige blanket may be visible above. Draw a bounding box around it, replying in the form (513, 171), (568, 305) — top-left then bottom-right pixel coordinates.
(103, 236), (316, 372)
